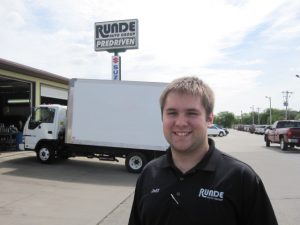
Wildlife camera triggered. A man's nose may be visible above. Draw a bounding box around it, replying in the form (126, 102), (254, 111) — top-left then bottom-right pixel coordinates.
(175, 114), (188, 126)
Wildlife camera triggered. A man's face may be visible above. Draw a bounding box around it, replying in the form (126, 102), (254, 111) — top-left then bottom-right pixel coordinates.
(162, 92), (213, 154)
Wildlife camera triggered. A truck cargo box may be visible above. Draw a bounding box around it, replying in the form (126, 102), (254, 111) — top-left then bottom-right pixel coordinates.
(65, 79), (168, 151)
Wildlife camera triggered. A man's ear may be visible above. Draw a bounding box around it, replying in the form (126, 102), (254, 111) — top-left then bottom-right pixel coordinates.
(206, 113), (214, 127)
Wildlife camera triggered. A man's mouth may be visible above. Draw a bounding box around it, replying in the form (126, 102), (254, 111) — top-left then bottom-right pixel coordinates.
(174, 131), (191, 136)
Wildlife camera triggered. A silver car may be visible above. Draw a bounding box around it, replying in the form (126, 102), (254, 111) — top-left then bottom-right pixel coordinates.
(207, 125), (226, 137)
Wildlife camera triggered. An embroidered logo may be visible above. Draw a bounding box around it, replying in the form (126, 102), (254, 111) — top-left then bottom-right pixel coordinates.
(198, 188), (224, 201)
(150, 188), (160, 194)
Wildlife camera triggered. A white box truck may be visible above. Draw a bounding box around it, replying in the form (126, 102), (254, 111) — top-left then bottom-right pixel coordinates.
(21, 79), (168, 173)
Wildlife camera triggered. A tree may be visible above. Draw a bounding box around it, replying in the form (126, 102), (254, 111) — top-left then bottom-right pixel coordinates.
(214, 111), (235, 128)
(232, 108), (300, 126)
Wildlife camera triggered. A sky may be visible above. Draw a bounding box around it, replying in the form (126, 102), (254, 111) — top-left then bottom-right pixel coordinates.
(1, 0), (300, 116)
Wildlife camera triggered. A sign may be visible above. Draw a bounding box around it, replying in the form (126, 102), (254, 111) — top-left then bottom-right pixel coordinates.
(95, 19), (138, 51)
(112, 55), (121, 80)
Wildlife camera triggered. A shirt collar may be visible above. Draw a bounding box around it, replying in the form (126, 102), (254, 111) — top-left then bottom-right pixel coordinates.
(161, 138), (220, 173)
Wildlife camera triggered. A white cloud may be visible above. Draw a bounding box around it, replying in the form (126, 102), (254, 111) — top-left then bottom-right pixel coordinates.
(1, 0), (300, 114)
(261, 1), (300, 41)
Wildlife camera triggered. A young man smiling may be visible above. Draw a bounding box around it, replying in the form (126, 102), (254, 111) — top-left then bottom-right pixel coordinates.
(162, 91), (213, 173)
(128, 77), (278, 225)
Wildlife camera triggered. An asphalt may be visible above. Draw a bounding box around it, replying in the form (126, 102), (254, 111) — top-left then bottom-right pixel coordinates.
(1, 130), (300, 225)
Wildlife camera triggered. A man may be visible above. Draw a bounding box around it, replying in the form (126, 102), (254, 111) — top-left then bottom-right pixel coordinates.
(128, 77), (278, 225)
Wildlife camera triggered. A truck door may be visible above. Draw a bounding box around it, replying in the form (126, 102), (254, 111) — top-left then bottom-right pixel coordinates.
(271, 121), (282, 142)
(24, 107), (57, 150)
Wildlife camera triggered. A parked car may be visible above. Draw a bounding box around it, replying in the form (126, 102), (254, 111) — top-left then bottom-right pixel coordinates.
(207, 125), (226, 137)
(222, 127), (229, 135)
(264, 125), (272, 133)
(249, 124), (256, 133)
(254, 125), (268, 135)
(213, 124), (229, 135)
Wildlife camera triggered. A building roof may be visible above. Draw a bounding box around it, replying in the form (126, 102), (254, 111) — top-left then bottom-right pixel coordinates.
(0, 58), (69, 85)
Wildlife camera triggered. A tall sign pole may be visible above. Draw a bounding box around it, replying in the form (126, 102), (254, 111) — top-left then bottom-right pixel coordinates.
(94, 19), (139, 80)
(112, 53), (121, 80)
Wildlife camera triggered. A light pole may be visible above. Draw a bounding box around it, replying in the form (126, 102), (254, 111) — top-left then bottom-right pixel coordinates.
(265, 96), (272, 125)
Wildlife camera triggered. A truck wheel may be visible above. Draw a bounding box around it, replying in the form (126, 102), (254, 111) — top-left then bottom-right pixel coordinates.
(125, 152), (147, 173)
(37, 144), (55, 163)
(265, 135), (270, 147)
(280, 138), (288, 151)
(219, 132), (224, 137)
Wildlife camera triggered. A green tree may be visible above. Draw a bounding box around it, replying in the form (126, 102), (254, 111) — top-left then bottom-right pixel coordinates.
(233, 108), (300, 126)
(295, 111), (300, 120)
(214, 111), (235, 128)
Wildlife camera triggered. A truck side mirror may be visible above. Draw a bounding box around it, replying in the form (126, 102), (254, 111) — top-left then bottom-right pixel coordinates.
(28, 120), (41, 130)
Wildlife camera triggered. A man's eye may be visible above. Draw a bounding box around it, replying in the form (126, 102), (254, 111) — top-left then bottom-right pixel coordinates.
(187, 112), (198, 116)
(167, 111), (177, 116)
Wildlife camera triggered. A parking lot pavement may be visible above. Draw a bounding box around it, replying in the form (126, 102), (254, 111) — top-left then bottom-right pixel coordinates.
(0, 151), (138, 225)
(0, 149), (29, 158)
(96, 192), (134, 225)
(1, 130), (300, 225)
(102, 129), (300, 225)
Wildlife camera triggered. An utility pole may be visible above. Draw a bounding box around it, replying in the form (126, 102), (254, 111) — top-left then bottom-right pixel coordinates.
(282, 91), (293, 119)
(257, 107), (260, 125)
(250, 105), (255, 124)
(265, 96), (272, 125)
(240, 110), (243, 124)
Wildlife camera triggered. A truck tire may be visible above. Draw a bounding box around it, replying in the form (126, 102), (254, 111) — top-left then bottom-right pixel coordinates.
(265, 135), (270, 147)
(37, 144), (55, 163)
(125, 152), (147, 173)
(280, 138), (288, 151)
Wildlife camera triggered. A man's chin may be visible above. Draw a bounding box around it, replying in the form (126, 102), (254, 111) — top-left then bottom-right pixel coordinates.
(171, 145), (190, 153)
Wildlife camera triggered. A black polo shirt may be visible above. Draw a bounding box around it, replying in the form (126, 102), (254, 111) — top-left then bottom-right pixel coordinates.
(128, 139), (278, 225)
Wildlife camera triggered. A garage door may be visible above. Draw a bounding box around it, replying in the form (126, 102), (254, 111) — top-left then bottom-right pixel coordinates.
(41, 84), (68, 100)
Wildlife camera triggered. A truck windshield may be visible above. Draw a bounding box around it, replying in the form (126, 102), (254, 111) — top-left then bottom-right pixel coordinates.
(32, 107), (55, 123)
(277, 121), (300, 128)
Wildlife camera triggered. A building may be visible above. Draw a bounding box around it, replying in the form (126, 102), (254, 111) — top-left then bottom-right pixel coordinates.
(0, 58), (69, 150)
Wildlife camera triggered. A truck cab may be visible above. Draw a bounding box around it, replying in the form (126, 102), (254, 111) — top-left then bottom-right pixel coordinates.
(265, 120), (300, 150)
(21, 105), (67, 161)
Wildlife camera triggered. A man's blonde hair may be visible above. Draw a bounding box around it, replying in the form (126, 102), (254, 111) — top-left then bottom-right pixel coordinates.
(160, 76), (215, 118)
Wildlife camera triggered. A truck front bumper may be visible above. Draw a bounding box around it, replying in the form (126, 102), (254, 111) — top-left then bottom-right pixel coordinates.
(287, 139), (300, 143)
(19, 143), (25, 151)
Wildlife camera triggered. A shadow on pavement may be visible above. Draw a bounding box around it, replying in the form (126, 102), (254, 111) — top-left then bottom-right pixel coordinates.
(263, 146), (300, 154)
(0, 152), (139, 187)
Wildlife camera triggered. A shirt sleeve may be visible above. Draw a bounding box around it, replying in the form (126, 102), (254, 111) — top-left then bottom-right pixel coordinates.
(242, 173), (278, 225)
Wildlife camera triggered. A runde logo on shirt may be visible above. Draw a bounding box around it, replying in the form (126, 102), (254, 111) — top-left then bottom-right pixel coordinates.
(199, 188), (224, 201)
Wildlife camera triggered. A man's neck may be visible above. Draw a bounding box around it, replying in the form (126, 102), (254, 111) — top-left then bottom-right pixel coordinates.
(171, 144), (209, 174)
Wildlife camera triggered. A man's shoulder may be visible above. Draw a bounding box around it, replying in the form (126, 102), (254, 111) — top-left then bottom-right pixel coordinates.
(143, 154), (168, 172)
(136, 154), (169, 187)
(216, 149), (259, 178)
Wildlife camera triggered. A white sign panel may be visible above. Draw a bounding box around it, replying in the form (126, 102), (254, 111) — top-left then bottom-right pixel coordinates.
(95, 19), (138, 51)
